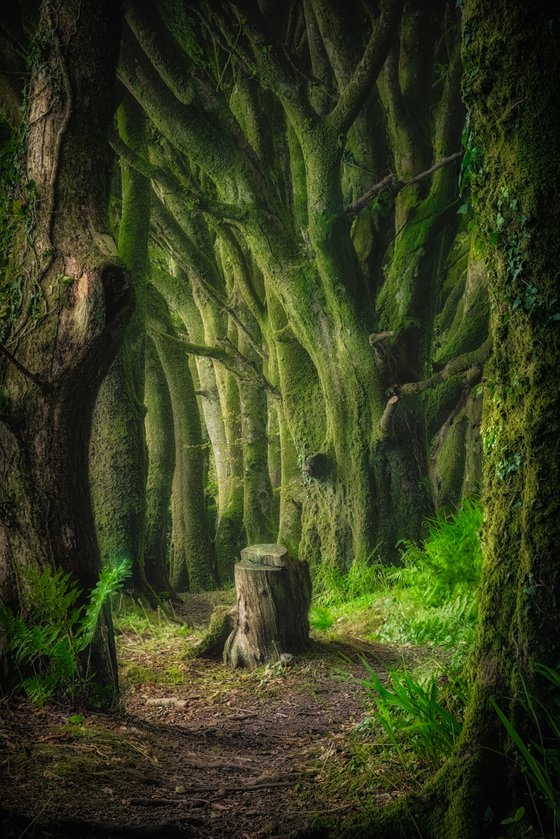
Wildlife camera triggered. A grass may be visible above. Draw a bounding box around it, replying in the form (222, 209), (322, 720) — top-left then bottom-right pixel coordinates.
(492, 662), (560, 833)
(310, 500), (483, 657)
(309, 501), (483, 784)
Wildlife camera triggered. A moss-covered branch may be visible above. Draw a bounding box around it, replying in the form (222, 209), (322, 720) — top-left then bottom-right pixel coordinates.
(347, 152), (462, 215)
(327, 0), (404, 137)
(147, 325), (279, 396)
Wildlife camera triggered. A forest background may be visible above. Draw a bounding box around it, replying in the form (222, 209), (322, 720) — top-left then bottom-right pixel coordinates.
(0, 0), (558, 837)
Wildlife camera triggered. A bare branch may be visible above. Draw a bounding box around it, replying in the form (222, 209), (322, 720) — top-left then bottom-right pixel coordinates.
(346, 152), (462, 215)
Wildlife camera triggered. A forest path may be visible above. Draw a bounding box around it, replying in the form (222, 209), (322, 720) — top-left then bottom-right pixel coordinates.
(0, 593), (422, 838)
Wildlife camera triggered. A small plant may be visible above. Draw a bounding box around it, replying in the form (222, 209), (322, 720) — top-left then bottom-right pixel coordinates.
(0, 559), (130, 705)
(309, 605), (334, 631)
(312, 551), (382, 609)
(390, 500), (483, 606)
(360, 657), (466, 770)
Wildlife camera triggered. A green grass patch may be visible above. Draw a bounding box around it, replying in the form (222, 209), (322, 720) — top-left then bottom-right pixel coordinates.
(310, 500), (483, 656)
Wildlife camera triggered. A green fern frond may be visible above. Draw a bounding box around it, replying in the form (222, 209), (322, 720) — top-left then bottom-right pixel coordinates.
(79, 558), (131, 647)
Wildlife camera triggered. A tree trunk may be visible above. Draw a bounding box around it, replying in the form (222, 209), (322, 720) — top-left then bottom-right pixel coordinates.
(359, 3), (560, 836)
(143, 338), (175, 595)
(90, 97), (151, 596)
(146, 287), (216, 591)
(0, 0), (126, 705)
(224, 544), (311, 669)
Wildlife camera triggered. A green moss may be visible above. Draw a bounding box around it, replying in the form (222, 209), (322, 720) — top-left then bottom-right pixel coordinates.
(187, 604), (235, 660)
(424, 376), (464, 438)
(436, 285), (488, 365)
(436, 416), (468, 510)
(147, 288), (216, 592)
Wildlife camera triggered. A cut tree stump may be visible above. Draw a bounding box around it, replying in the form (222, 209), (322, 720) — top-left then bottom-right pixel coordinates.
(223, 544), (311, 669)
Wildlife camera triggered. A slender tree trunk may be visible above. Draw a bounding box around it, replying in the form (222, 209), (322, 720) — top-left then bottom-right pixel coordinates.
(90, 97), (151, 595)
(143, 337), (175, 594)
(146, 287), (216, 591)
(0, 0), (126, 704)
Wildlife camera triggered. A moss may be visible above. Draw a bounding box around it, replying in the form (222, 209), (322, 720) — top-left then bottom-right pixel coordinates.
(424, 376), (464, 438)
(143, 338), (174, 593)
(89, 97), (151, 595)
(436, 282), (488, 365)
(147, 287), (216, 592)
(435, 415), (468, 510)
(187, 604), (236, 660)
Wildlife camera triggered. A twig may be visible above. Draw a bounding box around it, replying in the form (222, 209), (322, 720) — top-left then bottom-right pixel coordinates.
(346, 151), (462, 215)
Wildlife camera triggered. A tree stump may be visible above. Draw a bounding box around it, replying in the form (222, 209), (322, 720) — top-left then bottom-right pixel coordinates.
(223, 544), (311, 669)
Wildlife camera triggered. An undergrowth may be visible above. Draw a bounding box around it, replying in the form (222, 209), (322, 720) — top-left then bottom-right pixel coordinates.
(310, 500), (483, 656)
(310, 502), (482, 778)
(0, 559), (130, 706)
(492, 662), (560, 833)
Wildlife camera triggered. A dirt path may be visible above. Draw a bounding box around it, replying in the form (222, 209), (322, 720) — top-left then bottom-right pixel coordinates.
(0, 599), (416, 838)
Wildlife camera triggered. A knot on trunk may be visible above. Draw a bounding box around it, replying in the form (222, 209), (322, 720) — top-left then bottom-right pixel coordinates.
(303, 453), (330, 480)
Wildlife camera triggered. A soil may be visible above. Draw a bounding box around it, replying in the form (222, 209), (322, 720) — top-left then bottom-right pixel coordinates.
(0, 593), (423, 838)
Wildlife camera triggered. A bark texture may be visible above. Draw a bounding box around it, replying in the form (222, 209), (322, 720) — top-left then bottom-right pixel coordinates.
(347, 2), (560, 836)
(0, 0), (126, 704)
(224, 544), (311, 669)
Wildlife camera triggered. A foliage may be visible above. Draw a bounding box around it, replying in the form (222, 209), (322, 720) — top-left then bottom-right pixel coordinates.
(388, 500), (483, 606)
(312, 552), (383, 609)
(0, 560), (130, 705)
(308, 605), (335, 631)
(310, 501), (483, 655)
(360, 657), (467, 771)
(492, 663), (560, 829)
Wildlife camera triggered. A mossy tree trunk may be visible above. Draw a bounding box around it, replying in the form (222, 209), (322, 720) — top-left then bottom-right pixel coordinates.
(361, 3), (560, 836)
(146, 286), (216, 592)
(116, 0), (483, 569)
(90, 97), (152, 596)
(143, 337), (175, 595)
(0, 0), (127, 704)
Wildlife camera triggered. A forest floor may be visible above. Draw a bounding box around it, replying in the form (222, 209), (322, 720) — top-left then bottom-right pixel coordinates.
(0, 590), (434, 838)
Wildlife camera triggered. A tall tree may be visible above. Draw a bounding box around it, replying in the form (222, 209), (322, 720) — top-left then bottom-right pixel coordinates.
(359, 1), (560, 835)
(90, 96), (151, 597)
(116, 0), (477, 572)
(0, 0), (126, 703)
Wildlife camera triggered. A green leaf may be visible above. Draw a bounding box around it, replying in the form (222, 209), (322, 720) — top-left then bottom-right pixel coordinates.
(500, 806), (525, 825)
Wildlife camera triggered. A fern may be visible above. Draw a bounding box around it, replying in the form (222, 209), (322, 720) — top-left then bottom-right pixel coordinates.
(0, 558), (130, 705)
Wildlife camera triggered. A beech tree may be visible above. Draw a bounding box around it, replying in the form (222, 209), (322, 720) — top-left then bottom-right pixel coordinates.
(114, 0), (486, 580)
(355, 1), (560, 835)
(0, 0), (126, 700)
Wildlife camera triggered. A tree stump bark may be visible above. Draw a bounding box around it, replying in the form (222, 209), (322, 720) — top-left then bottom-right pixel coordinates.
(223, 544), (311, 669)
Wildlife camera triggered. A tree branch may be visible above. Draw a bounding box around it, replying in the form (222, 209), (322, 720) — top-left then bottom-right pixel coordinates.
(328, 0), (404, 137)
(150, 196), (265, 360)
(397, 339), (491, 397)
(148, 328), (279, 397)
(110, 129), (246, 224)
(379, 395), (399, 438)
(346, 152), (462, 215)
(217, 0), (316, 128)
